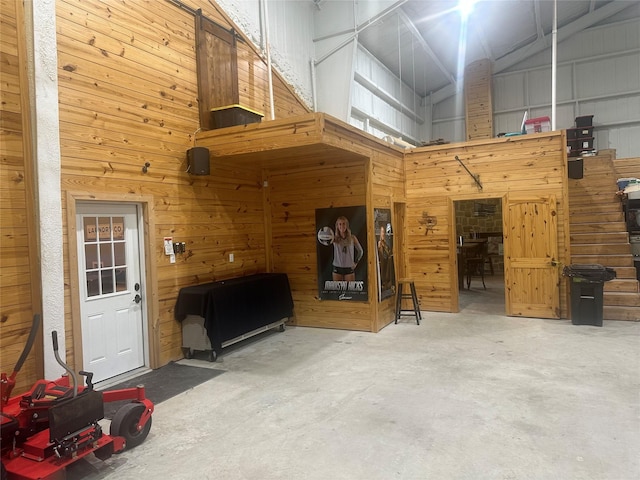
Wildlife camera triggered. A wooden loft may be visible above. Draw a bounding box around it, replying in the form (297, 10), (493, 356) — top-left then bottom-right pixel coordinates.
(195, 112), (406, 333)
(195, 112), (405, 168)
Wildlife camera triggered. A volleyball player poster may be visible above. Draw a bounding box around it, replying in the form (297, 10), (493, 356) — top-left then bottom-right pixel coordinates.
(374, 208), (396, 301)
(315, 206), (368, 301)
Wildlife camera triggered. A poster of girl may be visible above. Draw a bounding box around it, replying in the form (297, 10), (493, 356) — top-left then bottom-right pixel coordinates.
(315, 206), (368, 301)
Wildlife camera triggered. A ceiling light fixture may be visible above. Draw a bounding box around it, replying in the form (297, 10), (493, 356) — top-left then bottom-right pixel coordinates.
(458, 0), (477, 19)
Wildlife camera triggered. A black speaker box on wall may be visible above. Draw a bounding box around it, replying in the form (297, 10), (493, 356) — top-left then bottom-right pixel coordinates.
(187, 147), (210, 175)
(568, 158), (583, 179)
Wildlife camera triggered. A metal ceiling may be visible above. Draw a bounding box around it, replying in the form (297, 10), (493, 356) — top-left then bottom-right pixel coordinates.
(353, 0), (638, 102)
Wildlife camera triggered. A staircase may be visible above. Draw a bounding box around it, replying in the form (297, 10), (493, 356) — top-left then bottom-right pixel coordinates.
(568, 150), (640, 321)
(613, 157), (640, 179)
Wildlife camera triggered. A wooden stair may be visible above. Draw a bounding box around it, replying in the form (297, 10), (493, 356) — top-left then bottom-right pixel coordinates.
(613, 157), (639, 179)
(568, 151), (640, 321)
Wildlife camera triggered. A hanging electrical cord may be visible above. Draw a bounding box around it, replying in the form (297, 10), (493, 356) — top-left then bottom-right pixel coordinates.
(397, 13), (403, 120)
(412, 34), (416, 139)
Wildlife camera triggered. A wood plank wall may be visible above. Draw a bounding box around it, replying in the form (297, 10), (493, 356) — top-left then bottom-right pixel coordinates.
(0, 0), (43, 393)
(196, 114), (406, 332)
(47, 0), (311, 377)
(464, 59), (493, 141)
(614, 157), (639, 179)
(404, 132), (571, 317)
(5, 0), (605, 393)
(268, 159), (371, 330)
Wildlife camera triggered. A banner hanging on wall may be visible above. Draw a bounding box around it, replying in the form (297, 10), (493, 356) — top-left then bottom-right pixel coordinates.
(374, 208), (396, 301)
(315, 206), (368, 301)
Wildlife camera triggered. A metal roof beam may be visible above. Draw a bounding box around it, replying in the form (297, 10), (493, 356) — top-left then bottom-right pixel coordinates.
(314, 0), (408, 66)
(533, 0), (545, 42)
(430, 0), (632, 104)
(397, 9), (457, 88)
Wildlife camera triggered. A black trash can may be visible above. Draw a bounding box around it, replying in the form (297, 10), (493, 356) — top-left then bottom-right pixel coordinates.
(563, 264), (616, 326)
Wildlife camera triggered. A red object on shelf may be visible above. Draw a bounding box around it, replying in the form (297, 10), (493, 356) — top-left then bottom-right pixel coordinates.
(524, 116), (551, 134)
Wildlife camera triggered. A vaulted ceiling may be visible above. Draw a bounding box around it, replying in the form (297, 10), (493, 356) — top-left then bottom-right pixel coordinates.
(347, 0), (638, 102)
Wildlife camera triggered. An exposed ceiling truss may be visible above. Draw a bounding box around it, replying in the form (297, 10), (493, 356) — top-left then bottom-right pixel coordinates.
(348, 0), (638, 103)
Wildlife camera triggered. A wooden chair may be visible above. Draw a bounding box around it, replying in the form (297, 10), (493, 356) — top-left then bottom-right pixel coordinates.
(465, 243), (487, 289)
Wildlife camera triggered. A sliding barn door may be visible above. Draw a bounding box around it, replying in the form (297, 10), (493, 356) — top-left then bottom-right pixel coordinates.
(503, 195), (560, 319)
(195, 11), (239, 130)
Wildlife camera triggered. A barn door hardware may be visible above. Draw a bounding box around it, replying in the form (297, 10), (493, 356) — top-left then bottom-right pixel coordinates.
(455, 155), (483, 190)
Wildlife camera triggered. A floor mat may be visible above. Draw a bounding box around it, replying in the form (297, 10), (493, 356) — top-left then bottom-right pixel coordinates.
(102, 362), (224, 419)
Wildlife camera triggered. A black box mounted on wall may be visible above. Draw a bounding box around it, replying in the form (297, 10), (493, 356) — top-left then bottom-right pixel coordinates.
(187, 147), (210, 175)
(568, 158), (583, 179)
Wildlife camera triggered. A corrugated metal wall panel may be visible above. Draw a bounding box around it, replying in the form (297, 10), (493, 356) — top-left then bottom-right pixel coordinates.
(599, 125), (640, 157)
(351, 45), (424, 143)
(576, 54), (640, 97)
(432, 95), (461, 121)
(432, 119), (464, 142)
(433, 19), (639, 155)
(580, 96), (640, 126)
(493, 73), (526, 111)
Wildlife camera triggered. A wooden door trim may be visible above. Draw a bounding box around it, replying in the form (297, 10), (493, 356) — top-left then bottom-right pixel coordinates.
(66, 192), (160, 372)
(451, 195), (506, 312)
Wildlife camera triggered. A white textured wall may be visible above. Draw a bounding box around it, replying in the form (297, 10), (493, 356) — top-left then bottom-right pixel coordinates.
(25, 0), (65, 377)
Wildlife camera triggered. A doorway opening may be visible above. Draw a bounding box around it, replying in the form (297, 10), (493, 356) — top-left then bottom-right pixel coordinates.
(454, 198), (505, 315)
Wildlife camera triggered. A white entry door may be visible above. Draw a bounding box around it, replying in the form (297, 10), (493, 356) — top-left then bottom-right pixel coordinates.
(76, 203), (145, 383)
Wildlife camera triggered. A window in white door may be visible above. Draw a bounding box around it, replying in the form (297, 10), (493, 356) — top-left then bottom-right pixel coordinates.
(82, 216), (127, 297)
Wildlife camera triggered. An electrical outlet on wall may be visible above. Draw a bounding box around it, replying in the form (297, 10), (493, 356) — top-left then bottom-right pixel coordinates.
(229, 253), (234, 262)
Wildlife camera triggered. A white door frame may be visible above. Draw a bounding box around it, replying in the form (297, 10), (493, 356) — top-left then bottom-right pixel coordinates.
(76, 202), (147, 381)
(66, 192), (160, 377)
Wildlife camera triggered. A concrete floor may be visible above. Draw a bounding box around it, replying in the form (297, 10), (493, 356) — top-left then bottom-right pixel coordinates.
(69, 277), (640, 480)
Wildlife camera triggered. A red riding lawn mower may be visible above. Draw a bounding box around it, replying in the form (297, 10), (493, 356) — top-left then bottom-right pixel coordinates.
(1, 315), (154, 480)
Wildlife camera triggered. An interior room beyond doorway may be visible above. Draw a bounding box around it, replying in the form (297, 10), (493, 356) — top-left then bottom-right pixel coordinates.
(455, 198), (505, 314)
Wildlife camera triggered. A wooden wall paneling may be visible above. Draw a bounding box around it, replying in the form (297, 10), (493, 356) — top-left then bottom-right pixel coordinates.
(406, 197), (455, 312)
(56, 3), (198, 85)
(262, 168), (274, 273)
(370, 148), (406, 331)
(200, 113), (406, 332)
(267, 157), (371, 331)
(236, 52), (269, 115)
(56, 0), (311, 368)
(464, 58), (493, 141)
(614, 157), (639, 178)
(235, 48), (309, 119)
(0, 0), (44, 392)
(198, 113), (324, 157)
(58, 0), (197, 58)
(365, 154), (376, 332)
(404, 132), (570, 318)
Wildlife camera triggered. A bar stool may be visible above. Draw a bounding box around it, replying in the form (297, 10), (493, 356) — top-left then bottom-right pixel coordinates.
(395, 278), (421, 325)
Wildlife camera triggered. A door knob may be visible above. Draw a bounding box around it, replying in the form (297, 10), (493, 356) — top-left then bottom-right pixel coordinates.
(134, 294), (142, 304)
